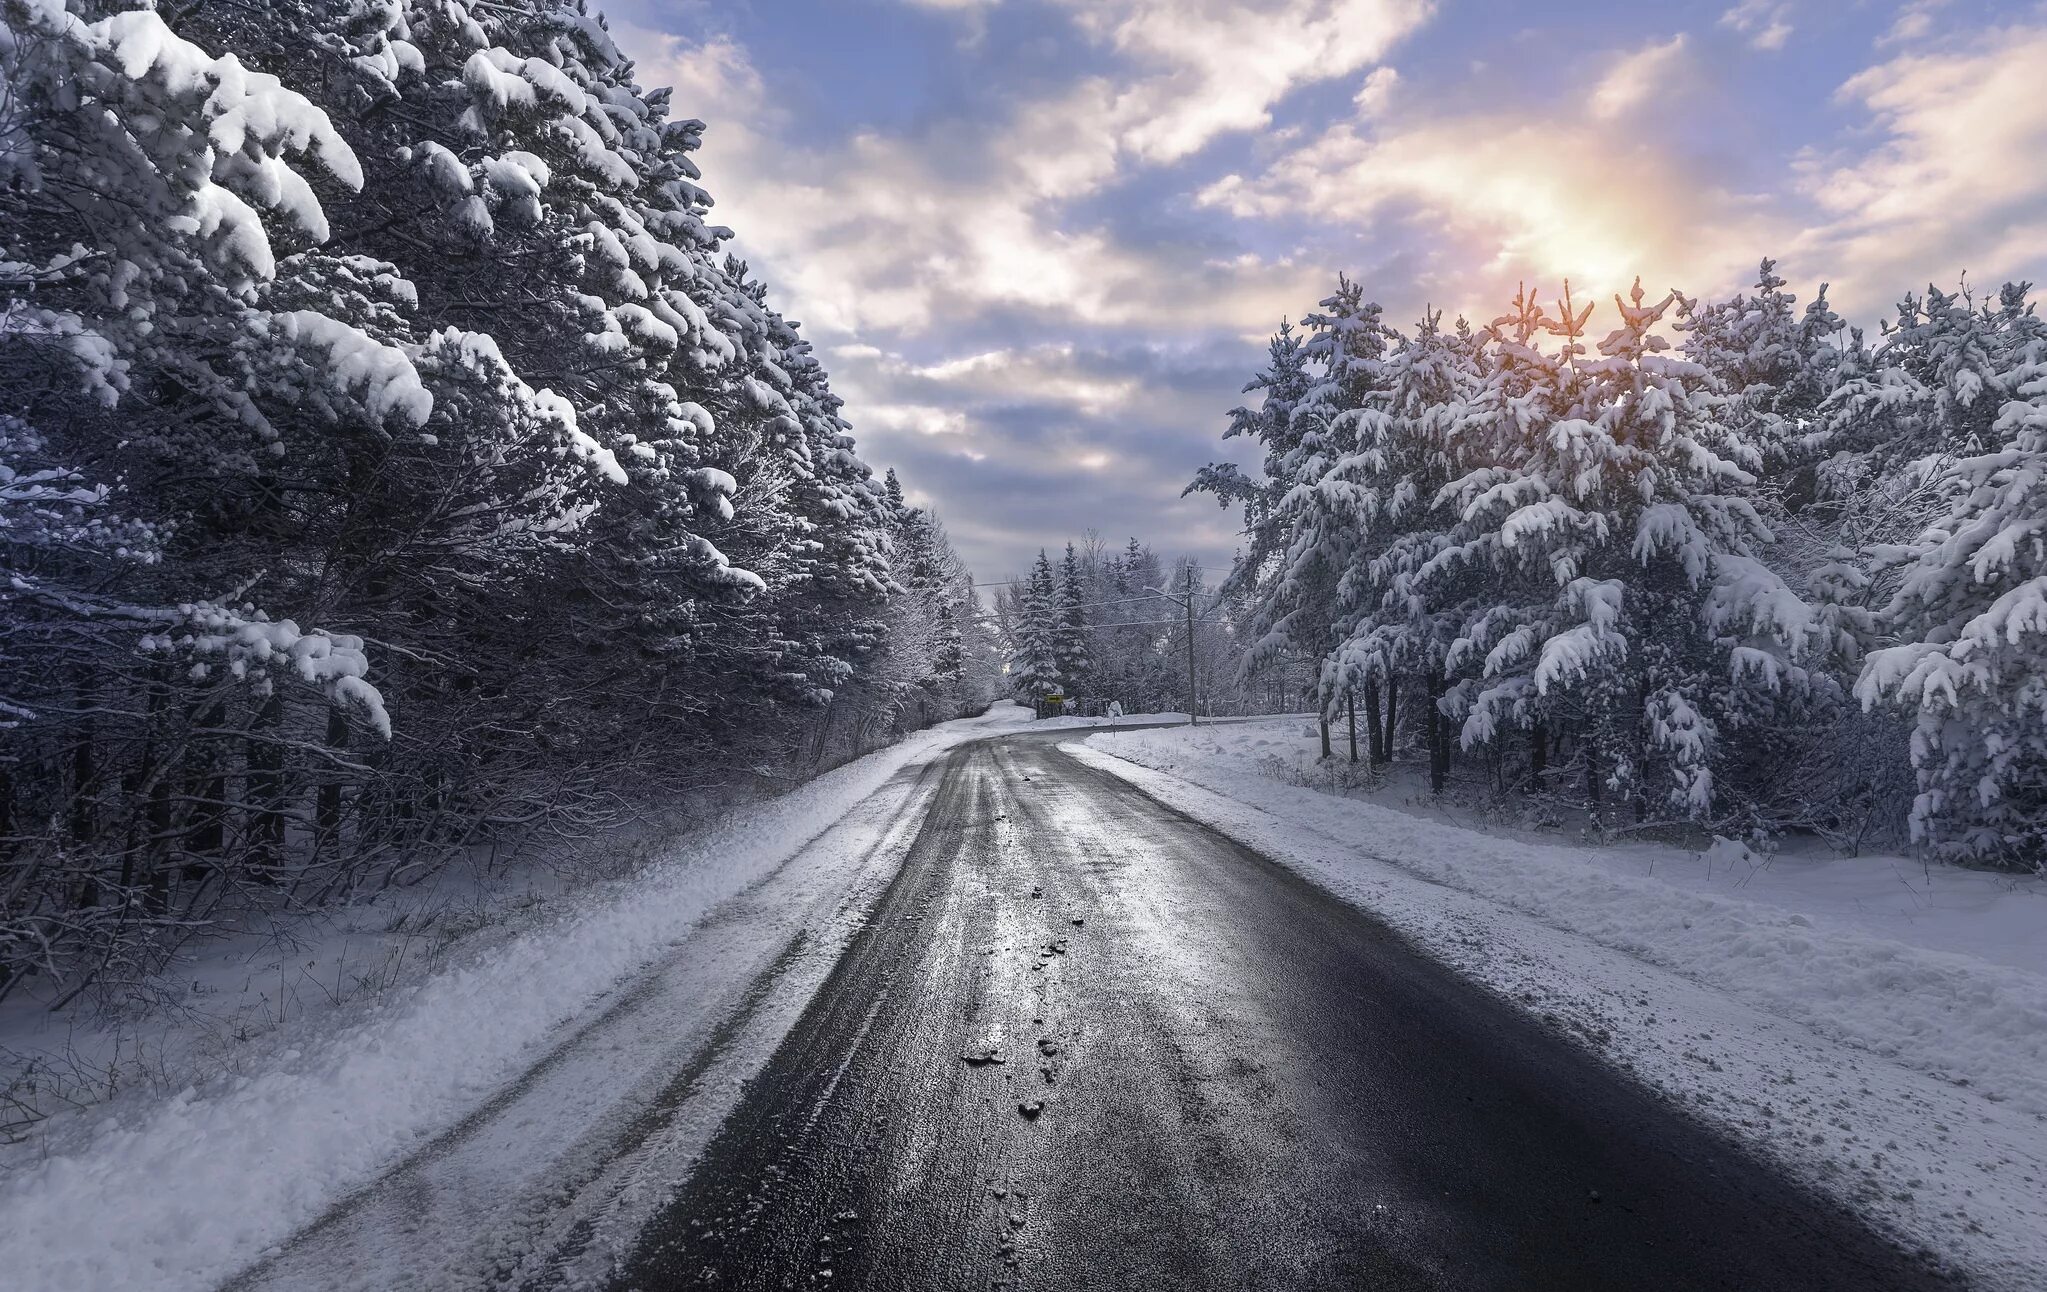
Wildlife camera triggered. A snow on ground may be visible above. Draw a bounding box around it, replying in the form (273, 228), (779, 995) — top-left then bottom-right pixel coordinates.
(1071, 718), (2047, 1288)
(2, 833), (613, 1141)
(0, 704), (1039, 1292)
(1022, 709), (1191, 731)
(1091, 719), (2047, 980)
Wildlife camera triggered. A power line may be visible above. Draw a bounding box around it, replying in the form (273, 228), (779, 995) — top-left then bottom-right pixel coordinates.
(1063, 589), (1226, 611)
(1080, 604), (1232, 631)
(972, 562), (1224, 590)
(989, 590), (1197, 613)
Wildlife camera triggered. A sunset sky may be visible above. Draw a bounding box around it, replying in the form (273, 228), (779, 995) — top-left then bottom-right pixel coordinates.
(605, 0), (2046, 579)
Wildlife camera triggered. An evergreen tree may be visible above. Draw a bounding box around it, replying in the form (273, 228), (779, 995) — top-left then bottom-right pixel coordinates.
(1010, 551), (1061, 699)
(1241, 279), (1393, 720)
(0, 0), (945, 995)
(1328, 309), (1485, 783)
(1857, 284), (2047, 866)
(1055, 541), (1092, 694)
(1442, 282), (1823, 819)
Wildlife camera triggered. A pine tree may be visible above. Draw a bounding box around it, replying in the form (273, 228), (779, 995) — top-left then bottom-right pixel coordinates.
(1055, 542), (1092, 695)
(1189, 320), (1309, 533)
(1677, 262), (1893, 836)
(1010, 551), (1061, 700)
(1813, 284), (2018, 550)
(1112, 537), (1173, 709)
(1237, 280), (1393, 724)
(1436, 281), (1826, 821)
(1857, 283), (2047, 866)
(1325, 309), (1486, 784)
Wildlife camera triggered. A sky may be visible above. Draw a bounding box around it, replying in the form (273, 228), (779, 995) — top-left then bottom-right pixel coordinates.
(603, 0), (2047, 581)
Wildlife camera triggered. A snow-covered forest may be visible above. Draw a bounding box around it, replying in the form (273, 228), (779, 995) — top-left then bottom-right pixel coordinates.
(0, 0), (1000, 1004)
(994, 535), (1311, 716)
(1194, 265), (2047, 868)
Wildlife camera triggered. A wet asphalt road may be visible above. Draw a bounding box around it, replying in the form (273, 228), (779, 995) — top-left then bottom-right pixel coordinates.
(613, 732), (1954, 1292)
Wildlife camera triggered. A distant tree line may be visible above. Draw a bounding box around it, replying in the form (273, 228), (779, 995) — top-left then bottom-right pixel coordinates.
(1194, 262), (2047, 868)
(0, 0), (999, 1003)
(997, 534), (1310, 716)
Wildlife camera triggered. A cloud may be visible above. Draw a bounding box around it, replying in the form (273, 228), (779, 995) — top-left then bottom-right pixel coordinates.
(1196, 15), (2047, 327)
(1198, 109), (1783, 323)
(1879, 2), (1943, 47)
(610, 2), (2047, 577)
(826, 338), (1261, 574)
(1794, 24), (2047, 314)
(1353, 66), (1400, 116)
(1590, 35), (1693, 120)
(603, 5), (1407, 570)
(1720, 0), (1794, 51)
(613, 1), (1435, 351)
(643, 30), (770, 124)
(1066, 0), (1434, 163)
(623, 18), (1341, 341)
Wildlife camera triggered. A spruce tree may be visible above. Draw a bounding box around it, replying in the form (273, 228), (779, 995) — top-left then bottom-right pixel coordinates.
(1055, 542), (1092, 695)
(1857, 283), (2047, 866)
(1010, 551), (1062, 700)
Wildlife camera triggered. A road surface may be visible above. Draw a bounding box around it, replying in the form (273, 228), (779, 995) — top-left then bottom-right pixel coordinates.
(610, 732), (1952, 1291)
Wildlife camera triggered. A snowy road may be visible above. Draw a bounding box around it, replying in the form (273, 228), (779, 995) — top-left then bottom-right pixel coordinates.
(611, 733), (1952, 1291)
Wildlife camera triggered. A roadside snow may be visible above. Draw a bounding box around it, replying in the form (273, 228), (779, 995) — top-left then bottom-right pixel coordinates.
(1099, 719), (2047, 975)
(0, 704), (1034, 1292)
(1024, 710), (1191, 731)
(1071, 719), (2047, 1288)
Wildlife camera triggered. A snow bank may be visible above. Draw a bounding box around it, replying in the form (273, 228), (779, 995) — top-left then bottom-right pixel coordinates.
(1081, 720), (2047, 1115)
(0, 705), (1031, 1292)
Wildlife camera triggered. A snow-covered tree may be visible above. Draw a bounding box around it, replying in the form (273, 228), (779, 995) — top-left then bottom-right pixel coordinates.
(1856, 286), (2047, 866)
(1236, 280), (1393, 722)
(1442, 282), (1831, 821)
(1327, 309), (1485, 782)
(1189, 320), (1310, 556)
(1199, 264), (2047, 861)
(1054, 541), (1092, 694)
(1009, 550), (1061, 699)
(0, 0), (942, 998)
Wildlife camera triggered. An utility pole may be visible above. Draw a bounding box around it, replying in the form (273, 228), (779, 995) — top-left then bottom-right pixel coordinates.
(1146, 574), (1208, 727)
(1183, 565), (1198, 726)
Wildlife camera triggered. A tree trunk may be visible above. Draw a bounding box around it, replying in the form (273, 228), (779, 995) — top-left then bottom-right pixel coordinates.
(1380, 673), (1399, 766)
(1318, 711), (1332, 760)
(1530, 718), (1548, 789)
(247, 691), (286, 878)
(318, 706), (348, 857)
(185, 699), (228, 881)
(69, 713), (95, 847)
(67, 678), (96, 909)
(1345, 691), (1358, 763)
(1363, 677), (1386, 764)
(1426, 672), (1452, 794)
(811, 695), (839, 772)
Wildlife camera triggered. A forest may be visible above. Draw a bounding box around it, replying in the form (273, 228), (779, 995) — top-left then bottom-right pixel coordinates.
(994, 535), (1312, 719)
(0, 0), (1001, 1003)
(1184, 265), (2047, 869)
